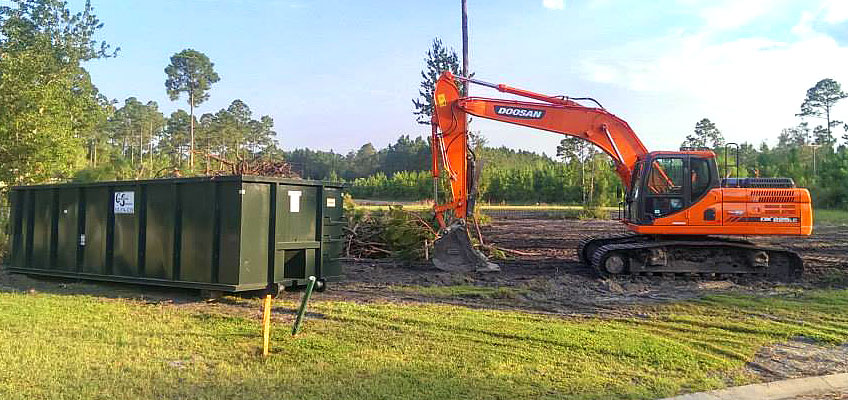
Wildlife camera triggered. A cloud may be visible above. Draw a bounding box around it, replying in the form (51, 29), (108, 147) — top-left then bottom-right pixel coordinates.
(542, 0), (564, 10)
(579, 1), (848, 146)
(698, 0), (775, 30)
(822, 0), (848, 23)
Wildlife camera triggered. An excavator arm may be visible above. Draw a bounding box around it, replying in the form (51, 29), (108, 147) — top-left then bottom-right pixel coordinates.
(431, 71), (649, 227)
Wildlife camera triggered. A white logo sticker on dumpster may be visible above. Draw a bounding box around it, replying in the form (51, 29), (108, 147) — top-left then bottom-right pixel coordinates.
(327, 197), (336, 208)
(288, 190), (302, 213)
(114, 191), (135, 214)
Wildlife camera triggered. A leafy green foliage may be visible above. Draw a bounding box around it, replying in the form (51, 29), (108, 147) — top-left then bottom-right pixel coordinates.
(346, 204), (437, 260)
(164, 48), (220, 167)
(196, 100), (277, 161)
(71, 97), (280, 180)
(382, 207), (437, 260)
(681, 118), (725, 149)
(164, 49), (220, 107)
(797, 78), (847, 144)
(0, 0), (114, 187)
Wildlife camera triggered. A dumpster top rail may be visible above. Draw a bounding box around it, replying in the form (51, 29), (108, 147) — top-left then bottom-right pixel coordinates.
(10, 175), (345, 191)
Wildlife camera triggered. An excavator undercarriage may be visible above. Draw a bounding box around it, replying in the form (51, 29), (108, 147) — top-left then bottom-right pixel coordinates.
(579, 234), (803, 280)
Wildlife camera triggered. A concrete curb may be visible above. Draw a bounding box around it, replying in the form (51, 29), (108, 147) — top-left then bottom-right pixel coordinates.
(662, 373), (848, 400)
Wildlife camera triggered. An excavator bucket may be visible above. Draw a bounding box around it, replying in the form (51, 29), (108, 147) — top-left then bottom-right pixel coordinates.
(432, 222), (500, 273)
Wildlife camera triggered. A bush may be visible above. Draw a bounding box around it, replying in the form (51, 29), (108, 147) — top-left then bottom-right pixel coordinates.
(344, 198), (437, 260)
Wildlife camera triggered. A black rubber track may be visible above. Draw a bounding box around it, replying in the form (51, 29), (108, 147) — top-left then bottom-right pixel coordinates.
(577, 233), (640, 265)
(587, 237), (803, 281)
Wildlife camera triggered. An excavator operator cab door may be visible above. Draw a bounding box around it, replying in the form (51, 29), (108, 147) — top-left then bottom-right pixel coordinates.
(626, 154), (718, 225)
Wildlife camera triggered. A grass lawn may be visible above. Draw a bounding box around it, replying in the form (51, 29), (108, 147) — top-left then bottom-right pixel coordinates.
(816, 209), (848, 225)
(2, 289), (848, 399)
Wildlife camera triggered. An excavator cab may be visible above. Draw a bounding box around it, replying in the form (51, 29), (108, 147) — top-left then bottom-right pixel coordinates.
(625, 151), (719, 226)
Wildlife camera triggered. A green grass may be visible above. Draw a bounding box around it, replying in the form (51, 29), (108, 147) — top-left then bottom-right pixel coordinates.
(3, 290), (848, 399)
(390, 284), (528, 299)
(816, 208), (848, 225)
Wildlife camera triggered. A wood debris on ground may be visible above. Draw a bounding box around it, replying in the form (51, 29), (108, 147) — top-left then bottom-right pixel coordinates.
(344, 205), (437, 260)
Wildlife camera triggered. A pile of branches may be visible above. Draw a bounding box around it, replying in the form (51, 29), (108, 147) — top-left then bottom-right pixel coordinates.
(192, 151), (300, 178)
(232, 159), (300, 178)
(344, 205), (437, 260)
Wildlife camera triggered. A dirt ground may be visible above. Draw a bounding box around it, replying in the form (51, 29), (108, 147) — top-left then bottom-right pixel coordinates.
(794, 391), (848, 400)
(747, 337), (848, 381)
(327, 218), (848, 316)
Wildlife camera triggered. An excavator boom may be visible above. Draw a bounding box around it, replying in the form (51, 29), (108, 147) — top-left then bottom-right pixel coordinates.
(432, 71), (648, 226)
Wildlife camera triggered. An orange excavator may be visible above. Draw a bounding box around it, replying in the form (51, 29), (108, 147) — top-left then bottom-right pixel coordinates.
(430, 71), (812, 279)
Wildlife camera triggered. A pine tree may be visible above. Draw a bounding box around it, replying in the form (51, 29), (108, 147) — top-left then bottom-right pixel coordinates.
(797, 79), (847, 145)
(411, 38), (464, 125)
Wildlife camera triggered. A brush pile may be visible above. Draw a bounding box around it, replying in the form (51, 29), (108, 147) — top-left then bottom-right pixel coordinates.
(192, 151), (301, 178)
(344, 202), (437, 260)
(231, 159), (300, 178)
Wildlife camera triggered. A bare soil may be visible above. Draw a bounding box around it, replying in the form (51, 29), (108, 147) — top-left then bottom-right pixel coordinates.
(794, 391), (848, 400)
(747, 337), (848, 382)
(327, 218), (848, 316)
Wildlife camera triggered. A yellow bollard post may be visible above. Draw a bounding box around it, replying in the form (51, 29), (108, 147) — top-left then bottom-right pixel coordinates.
(262, 294), (272, 357)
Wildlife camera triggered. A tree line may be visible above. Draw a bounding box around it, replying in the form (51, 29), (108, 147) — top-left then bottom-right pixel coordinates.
(332, 116), (848, 209)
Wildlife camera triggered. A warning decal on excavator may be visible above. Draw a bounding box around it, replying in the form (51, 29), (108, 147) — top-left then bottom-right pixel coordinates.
(437, 94), (447, 107)
(730, 217), (800, 223)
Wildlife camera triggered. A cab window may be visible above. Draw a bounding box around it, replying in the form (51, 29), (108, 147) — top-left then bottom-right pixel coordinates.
(647, 158), (684, 194)
(690, 157), (711, 200)
(644, 157), (685, 218)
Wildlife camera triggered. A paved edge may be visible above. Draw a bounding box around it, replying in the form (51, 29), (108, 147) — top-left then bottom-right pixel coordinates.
(661, 373), (848, 400)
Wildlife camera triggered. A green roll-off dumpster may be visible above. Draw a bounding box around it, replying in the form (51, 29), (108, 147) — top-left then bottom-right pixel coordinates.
(5, 176), (345, 293)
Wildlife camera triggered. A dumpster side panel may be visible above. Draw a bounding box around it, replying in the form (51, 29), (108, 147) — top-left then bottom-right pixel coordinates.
(55, 188), (79, 271)
(236, 183), (269, 286)
(112, 186), (139, 277)
(31, 190), (53, 268)
(274, 184), (318, 282)
(217, 181), (242, 285)
(144, 183), (175, 280)
(276, 185), (317, 243)
(180, 182), (215, 283)
(82, 187), (109, 274)
(10, 190), (25, 268)
(320, 186), (345, 280)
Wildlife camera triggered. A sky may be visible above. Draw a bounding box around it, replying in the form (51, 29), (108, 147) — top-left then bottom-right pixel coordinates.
(74, 0), (848, 157)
